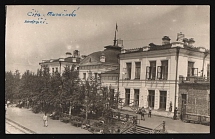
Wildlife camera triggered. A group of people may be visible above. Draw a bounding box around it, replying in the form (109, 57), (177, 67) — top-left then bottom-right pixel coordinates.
(18, 99), (31, 109)
(138, 106), (152, 121)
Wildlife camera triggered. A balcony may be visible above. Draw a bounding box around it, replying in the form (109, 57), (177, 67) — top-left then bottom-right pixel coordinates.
(179, 76), (210, 83)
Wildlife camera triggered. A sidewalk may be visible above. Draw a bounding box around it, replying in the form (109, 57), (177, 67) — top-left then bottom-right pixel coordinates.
(6, 107), (91, 134)
(115, 109), (210, 133)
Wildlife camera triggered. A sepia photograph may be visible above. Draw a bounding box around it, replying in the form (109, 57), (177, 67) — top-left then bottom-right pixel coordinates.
(5, 5), (210, 134)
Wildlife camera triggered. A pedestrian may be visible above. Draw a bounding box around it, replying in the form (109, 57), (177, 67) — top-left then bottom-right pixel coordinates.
(148, 106), (152, 118)
(141, 107), (145, 120)
(27, 100), (29, 109)
(43, 113), (48, 127)
(5, 104), (7, 115)
(173, 107), (178, 120)
(7, 100), (10, 107)
(132, 116), (137, 125)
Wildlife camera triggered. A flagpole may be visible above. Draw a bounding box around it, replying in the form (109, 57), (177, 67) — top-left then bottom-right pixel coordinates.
(114, 30), (117, 46)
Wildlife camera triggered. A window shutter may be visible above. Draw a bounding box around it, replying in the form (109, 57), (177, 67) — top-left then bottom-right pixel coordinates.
(157, 66), (162, 79)
(146, 66), (150, 79)
(192, 68), (198, 76)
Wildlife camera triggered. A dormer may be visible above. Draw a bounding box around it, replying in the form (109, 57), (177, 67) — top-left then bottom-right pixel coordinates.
(121, 48), (126, 53)
(100, 52), (105, 62)
(72, 57), (77, 62)
(171, 41), (184, 48)
(142, 46), (150, 51)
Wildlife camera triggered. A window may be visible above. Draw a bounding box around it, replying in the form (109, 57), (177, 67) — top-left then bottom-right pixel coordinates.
(56, 67), (58, 73)
(135, 62), (141, 79)
(182, 94), (187, 104)
(113, 76), (117, 80)
(52, 68), (54, 73)
(187, 61), (194, 77)
(159, 91), (167, 110)
(148, 90), (155, 108)
(125, 89), (130, 106)
(126, 63), (132, 80)
(192, 68), (198, 76)
(83, 73), (86, 80)
(134, 89), (139, 107)
(146, 61), (156, 80)
(157, 60), (168, 80)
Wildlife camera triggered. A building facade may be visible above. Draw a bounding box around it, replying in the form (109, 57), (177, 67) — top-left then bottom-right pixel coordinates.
(118, 33), (210, 117)
(79, 45), (121, 90)
(39, 50), (81, 74)
(178, 77), (210, 117)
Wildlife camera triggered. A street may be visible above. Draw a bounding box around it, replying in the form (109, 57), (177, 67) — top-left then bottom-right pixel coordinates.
(5, 106), (91, 134)
(5, 106), (209, 134)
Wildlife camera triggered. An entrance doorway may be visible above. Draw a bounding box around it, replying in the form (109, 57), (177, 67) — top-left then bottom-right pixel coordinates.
(159, 91), (167, 110)
(181, 94), (187, 120)
(148, 90), (155, 108)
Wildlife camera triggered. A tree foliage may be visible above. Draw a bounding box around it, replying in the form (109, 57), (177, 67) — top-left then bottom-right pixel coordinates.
(5, 65), (111, 117)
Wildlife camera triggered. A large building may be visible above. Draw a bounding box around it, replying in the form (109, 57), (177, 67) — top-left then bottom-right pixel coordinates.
(79, 45), (121, 88)
(39, 50), (81, 74)
(118, 33), (210, 117)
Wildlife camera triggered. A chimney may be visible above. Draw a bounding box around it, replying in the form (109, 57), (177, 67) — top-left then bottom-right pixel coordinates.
(73, 50), (80, 58)
(183, 38), (189, 46)
(188, 38), (195, 47)
(176, 32), (185, 42)
(162, 36), (171, 45)
(100, 52), (106, 62)
(66, 52), (72, 58)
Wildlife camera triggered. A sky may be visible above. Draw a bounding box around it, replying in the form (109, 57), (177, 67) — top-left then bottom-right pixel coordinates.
(5, 5), (210, 74)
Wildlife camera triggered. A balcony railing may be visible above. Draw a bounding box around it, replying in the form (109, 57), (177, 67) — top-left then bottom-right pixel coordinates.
(179, 76), (210, 83)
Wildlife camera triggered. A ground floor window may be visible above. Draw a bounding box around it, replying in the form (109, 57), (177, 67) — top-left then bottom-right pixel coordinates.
(148, 90), (155, 108)
(159, 91), (167, 110)
(134, 89), (139, 107)
(125, 89), (130, 106)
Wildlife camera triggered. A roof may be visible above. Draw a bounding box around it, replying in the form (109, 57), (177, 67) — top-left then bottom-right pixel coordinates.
(80, 46), (121, 65)
(40, 57), (81, 64)
(121, 43), (210, 54)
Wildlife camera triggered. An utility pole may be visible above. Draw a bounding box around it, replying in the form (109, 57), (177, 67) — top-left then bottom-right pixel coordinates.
(174, 47), (180, 120)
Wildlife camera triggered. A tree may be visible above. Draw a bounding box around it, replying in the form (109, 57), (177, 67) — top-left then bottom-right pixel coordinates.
(5, 70), (22, 102)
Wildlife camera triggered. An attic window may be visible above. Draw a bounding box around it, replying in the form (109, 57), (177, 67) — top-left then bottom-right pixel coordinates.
(89, 58), (91, 62)
(100, 55), (105, 62)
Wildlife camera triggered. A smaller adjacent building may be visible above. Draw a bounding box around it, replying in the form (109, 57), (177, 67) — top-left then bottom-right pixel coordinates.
(178, 76), (210, 117)
(79, 45), (121, 87)
(39, 50), (81, 74)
